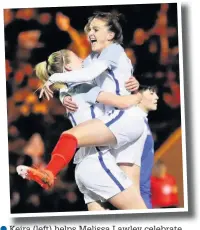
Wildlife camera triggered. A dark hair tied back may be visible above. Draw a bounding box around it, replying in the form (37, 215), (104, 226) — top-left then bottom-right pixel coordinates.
(90, 11), (125, 44)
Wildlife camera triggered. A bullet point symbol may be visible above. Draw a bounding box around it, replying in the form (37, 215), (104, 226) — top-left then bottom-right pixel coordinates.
(1, 227), (7, 230)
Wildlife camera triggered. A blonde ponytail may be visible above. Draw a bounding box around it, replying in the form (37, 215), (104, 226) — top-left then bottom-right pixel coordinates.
(35, 61), (49, 83)
(35, 49), (71, 90)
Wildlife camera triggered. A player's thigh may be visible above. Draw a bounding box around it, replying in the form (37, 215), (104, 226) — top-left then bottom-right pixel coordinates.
(99, 110), (145, 148)
(87, 201), (107, 211)
(108, 185), (147, 210)
(76, 153), (132, 202)
(64, 119), (117, 147)
(75, 163), (106, 207)
(118, 163), (140, 193)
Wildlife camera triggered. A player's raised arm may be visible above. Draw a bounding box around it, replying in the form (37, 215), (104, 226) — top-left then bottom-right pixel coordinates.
(47, 43), (124, 85)
(48, 60), (109, 84)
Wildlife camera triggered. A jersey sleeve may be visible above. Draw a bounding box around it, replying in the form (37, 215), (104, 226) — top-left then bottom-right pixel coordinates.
(48, 60), (109, 84)
(83, 86), (102, 104)
(133, 130), (147, 167)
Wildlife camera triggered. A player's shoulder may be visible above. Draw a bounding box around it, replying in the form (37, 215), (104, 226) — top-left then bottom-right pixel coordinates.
(109, 44), (125, 57)
(131, 107), (147, 118)
(109, 43), (124, 50)
(133, 115), (146, 133)
(102, 43), (124, 56)
(83, 53), (98, 66)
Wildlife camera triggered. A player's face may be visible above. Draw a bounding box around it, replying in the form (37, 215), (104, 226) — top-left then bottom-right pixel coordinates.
(65, 51), (83, 71)
(141, 89), (159, 112)
(87, 18), (114, 53)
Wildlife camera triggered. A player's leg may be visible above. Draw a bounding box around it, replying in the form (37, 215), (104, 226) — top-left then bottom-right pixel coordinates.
(16, 118), (116, 189)
(62, 108), (144, 148)
(118, 163), (140, 193)
(87, 201), (108, 211)
(108, 184), (147, 209)
(17, 110), (143, 189)
(108, 163), (145, 209)
(78, 183), (108, 211)
(110, 136), (145, 209)
(112, 129), (146, 194)
(75, 160), (108, 211)
(78, 152), (146, 210)
(76, 153), (109, 211)
(64, 118), (116, 147)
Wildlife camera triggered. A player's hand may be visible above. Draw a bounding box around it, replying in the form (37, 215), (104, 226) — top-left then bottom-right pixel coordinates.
(125, 76), (140, 92)
(63, 96), (78, 112)
(39, 81), (53, 100)
(56, 12), (71, 32)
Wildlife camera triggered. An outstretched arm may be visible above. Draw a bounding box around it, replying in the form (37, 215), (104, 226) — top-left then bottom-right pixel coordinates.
(84, 76), (140, 109)
(84, 86), (141, 109)
(62, 89), (141, 112)
(48, 60), (109, 84)
(38, 60), (109, 99)
(47, 44), (123, 85)
(62, 77), (140, 111)
(97, 91), (141, 109)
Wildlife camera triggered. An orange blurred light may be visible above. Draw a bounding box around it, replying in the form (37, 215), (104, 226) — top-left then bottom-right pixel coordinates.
(16, 8), (36, 21)
(4, 9), (14, 26)
(133, 28), (146, 45)
(19, 104), (30, 116)
(18, 30), (42, 49)
(13, 88), (30, 102)
(157, 13), (168, 28)
(125, 48), (136, 65)
(32, 103), (48, 115)
(163, 82), (180, 108)
(56, 12), (70, 31)
(38, 13), (52, 25)
(8, 125), (19, 136)
(161, 3), (169, 12)
(25, 93), (38, 104)
(23, 64), (33, 75)
(14, 71), (25, 84)
(149, 41), (158, 53)
(6, 60), (12, 80)
(28, 78), (40, 90)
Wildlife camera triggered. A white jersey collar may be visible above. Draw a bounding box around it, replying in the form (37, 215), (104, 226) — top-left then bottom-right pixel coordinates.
(136, 106), (148, 120)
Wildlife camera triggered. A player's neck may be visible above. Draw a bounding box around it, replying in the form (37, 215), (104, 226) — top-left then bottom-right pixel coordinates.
(138, 104), (149, 115)
(99, 42), (115, 53)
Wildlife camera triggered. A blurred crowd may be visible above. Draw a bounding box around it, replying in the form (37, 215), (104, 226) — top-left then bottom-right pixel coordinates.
(4, 3), (181, 213)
